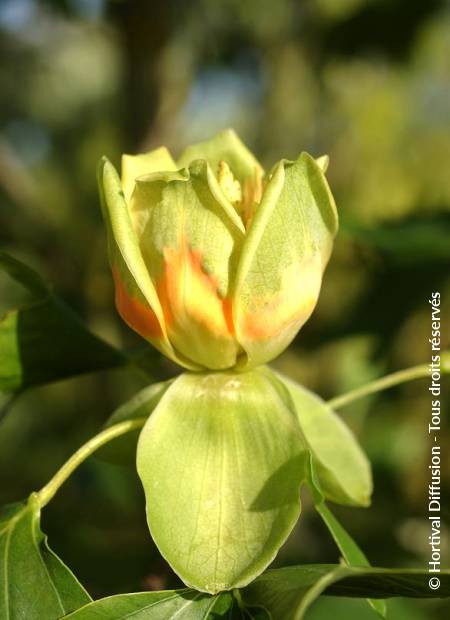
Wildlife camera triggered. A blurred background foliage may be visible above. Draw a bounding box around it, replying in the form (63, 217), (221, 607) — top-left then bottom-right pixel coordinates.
(0, 0), (449, 617)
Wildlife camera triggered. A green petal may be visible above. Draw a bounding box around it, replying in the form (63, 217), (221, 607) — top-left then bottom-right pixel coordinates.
(121, 147), (177, 202)
(177, 128), (263, 185)
(136, 370), (308, 593)
(129, 161), (245, 369)
(234, 153), (338, 369)
(98, 157), (199, 370)
(316, 154), (329, 173)
(277, 371), (372, 507)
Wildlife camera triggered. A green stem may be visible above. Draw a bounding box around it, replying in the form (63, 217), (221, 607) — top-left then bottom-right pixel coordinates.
(328, 364), (429, 410)
(36, 418), (146, 509)
(233, 589), (246, 611)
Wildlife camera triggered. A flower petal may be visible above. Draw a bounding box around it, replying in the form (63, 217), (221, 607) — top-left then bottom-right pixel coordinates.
(233, 153), (338, 369)
(129, 160), (244, 369)
(98, 157), (200, 370)
(316, 154), (330, 173)
(177, 128), (263, 186)
(121, 147), (177, 202)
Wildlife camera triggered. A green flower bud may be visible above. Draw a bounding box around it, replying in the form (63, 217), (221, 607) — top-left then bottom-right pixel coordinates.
(98, 129), (338, 370)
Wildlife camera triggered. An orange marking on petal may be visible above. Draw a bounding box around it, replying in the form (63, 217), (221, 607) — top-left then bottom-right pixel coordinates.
(157, 242), (235, 339)
(112, 267), (163, 339)
(239, 258), (322, 341)
(222, 297), (235, 336)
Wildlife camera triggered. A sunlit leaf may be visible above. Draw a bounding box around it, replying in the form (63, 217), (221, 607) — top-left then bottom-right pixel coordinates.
(137, 370), (308, 593)
(277, 371), (372, 507)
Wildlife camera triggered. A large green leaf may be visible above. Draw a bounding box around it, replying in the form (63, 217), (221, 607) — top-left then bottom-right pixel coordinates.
(0, 252), (126, 394)
(277, 371), (372, 507)
(0, 494), (91, 619)
(137, 370), (308, 594)
(64, 590), (235, 619)
(242, 564), (450, 620)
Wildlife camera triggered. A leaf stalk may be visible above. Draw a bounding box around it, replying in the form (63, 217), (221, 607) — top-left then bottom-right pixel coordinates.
(36, 417), (146, 508)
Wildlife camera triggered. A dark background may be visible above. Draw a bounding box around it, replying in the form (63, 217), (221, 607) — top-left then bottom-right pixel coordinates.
(0, 0), (449, 618)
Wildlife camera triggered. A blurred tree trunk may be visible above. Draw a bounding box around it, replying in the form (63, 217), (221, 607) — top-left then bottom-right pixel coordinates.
(109, 0), (172, 151)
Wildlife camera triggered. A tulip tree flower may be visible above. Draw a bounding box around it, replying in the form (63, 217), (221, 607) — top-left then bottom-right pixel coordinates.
(97, 131), (371, 595)
(0, 129), (435, 619)
(98, 129), (338, 371)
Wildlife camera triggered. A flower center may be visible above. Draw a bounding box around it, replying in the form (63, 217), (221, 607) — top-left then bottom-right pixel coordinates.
(217, 160), (242, 205)
(217, 160), (263, 229)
